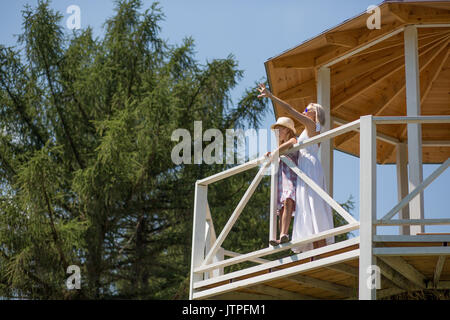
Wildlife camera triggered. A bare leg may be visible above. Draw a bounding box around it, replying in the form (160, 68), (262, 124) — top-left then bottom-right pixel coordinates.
(269, 207), (284, 246)
(278, 207), (284, 238)
(280, 199), (294, 237)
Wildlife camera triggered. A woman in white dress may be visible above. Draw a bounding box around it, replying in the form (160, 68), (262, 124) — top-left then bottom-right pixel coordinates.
(257, 84), (334, 252)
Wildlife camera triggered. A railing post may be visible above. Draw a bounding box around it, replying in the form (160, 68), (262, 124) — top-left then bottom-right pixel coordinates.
(359, 115), (377, 300)
(269, 156), (279, 243)
(396, 142), (410, 235)
(204, 221), (212, 280)
(212, 248), (225, 278)
(318, 66), (333, 197)
(189, 183), (208, 300)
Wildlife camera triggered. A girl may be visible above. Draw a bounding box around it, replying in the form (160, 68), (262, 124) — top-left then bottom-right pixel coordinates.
(264, 116), (298, 246)
(258, 84), (334, 252)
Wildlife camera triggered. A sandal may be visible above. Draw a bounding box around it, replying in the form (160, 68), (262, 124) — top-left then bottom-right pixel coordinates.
(280, 234), (290, 244)
(269, 239), (280, 246)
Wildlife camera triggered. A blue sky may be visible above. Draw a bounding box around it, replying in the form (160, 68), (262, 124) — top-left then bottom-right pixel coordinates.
(1, 0), (449, 235)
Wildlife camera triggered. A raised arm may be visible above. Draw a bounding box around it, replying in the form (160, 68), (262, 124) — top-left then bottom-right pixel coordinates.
(257, 84), (316, 136)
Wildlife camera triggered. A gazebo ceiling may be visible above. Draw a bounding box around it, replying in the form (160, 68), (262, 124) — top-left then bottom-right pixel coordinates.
(265, 1), (450, 164)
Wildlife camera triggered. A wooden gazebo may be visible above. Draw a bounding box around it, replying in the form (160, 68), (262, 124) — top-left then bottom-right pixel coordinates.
(189, 0), (450, 300)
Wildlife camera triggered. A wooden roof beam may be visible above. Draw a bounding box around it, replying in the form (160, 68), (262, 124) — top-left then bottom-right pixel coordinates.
(273, 21), (404, 69)
(388, 3), (450, 25)
(334, 131), (359, 149)
(377, 287), (407, 299)
(325, 30), (360, 48)
(332, 46), (404, 86)
(358, 36), (448, 118)
(288, 274), (355, 297)
(377, 256), (427, 289)
(250, 284), (318, 300)
(420, 48), (450, 103)
(397, 46), (450, 139)
(349, 29), (448, 59)
(331, 32), (449, 87)
(320, 22), (405, 67)
(272, 46), (340, 69)
(213, 291), (273, 300)
(433, 256), (446, 288)
(418, 27), (450, 37)
(325, 263), (358, 277)
(334, 38), (449, 157)
(332, 34), (450, 111)
(376, 258), (421, 291)
(277, 78), (316, 100)
(277, 36), (448, 107)
(380, 143), (397, 165)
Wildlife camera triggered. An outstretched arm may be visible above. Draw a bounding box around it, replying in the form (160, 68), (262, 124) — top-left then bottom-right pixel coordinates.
(257, 84), (316, 136)
(265, 137), (298, 160)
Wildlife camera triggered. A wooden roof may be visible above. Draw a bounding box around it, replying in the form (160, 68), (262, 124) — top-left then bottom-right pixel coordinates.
(265, 1), (450, 164)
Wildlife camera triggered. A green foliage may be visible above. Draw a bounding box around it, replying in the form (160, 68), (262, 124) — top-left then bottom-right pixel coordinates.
(0, 0), (270, 299)
(333, 195), (355, 242)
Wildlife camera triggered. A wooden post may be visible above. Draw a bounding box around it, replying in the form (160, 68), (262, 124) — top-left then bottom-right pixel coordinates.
(189, 183), (208, 300)
(317, 67), (333, 197)
(204, 221), (212, 280)
(213, 248), (225, 278)
(269, 157), (279, 243)
(404, 25), (424, 235)
(359, 115), (377, 300)
(396, 143), (410, 235)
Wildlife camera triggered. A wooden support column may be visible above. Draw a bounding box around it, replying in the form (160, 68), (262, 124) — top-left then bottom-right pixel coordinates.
(359, 115), (377, 300)
(404, 25), (424, 235)
(317, 67), (333, 197)
(189, 183), (208, 299)
(396, 143), (410, 235)
(269, 154), (279, 243)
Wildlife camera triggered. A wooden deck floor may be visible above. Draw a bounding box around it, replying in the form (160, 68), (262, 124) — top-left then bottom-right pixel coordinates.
(192, 235), (450, 300)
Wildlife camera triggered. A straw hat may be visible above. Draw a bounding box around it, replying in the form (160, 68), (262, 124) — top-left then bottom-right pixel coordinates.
(270, 117), (296, 135)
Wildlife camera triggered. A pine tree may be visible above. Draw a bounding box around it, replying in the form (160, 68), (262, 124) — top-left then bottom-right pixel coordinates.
(0, 0), (269, 299)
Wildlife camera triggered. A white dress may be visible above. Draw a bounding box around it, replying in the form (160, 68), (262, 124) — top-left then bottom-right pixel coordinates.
(291, 129), (335, 253)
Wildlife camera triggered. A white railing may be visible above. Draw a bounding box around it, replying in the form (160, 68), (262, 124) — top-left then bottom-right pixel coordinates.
(371, 116), (450, 227)
(359, 115), (450, 299)
(189, 118), (362, 299)
(190, 115), (450, 300)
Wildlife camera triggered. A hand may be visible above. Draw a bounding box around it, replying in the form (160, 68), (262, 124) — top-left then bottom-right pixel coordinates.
(264, 151), (278, 163)
(257, 83), (272, 99)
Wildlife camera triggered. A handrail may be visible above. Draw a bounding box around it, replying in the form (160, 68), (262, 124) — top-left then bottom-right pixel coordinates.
(373, 115), (450, 124)
(197, 118), (361, 186)
(289, 119), (360, 154)
(197, 156), (265, 186)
